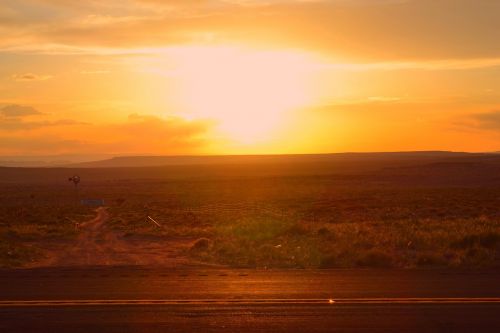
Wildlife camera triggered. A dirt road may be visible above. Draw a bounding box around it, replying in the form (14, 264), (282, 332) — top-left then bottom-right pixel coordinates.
(30, 208), (199, 267)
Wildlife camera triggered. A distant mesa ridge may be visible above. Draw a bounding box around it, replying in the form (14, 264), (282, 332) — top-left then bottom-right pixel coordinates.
(1, 151), (500, 186)
(60, 151), (473, 168)
(0, 151), (495, 169)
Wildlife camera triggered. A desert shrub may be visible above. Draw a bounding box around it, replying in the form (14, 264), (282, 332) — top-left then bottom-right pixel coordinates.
(217, 217), (292, 242)
(0, 242), (40, 267)
(451, 232), (500, 250)
(211, 240), (257, 268)
(317, 227), (330, 236)
(4, 230), (20, 240)
(285, 222), (310, 236)
(461, 247), (495, 267)
(115, 198), (126, 206)
(319, 254), (341, 268)
(356, 249), (394, 268)
(190, 238), (211, 252)
(478, 232), (500, 248)
(416, 253), (446, 267)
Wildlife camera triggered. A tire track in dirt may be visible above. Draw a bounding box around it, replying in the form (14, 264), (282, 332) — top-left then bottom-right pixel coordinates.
(30, 208), (202, 268)
(56, 208), (119, 266)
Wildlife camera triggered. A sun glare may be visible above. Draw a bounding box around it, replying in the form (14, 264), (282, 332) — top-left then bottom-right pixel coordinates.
(166, 47), (318, 143)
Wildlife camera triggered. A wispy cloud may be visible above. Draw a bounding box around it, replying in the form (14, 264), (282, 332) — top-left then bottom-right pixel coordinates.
(0, 111), (211, 155)
(0, 118), (87, 131)
(321, 58), (500, 72)
(80, 70), (110, 74)
(470, 110), (500, 130)
(0, 104), (87, 131)
(0, 104), (42, 117)
(11, 73), (53, 81)
(1, 0), (499, 61)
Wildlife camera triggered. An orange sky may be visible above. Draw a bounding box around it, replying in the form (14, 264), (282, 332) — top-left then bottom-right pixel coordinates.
(1, 0), (499, 156)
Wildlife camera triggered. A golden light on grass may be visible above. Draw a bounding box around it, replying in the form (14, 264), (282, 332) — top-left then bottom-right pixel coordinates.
(166, 46), (320, 144)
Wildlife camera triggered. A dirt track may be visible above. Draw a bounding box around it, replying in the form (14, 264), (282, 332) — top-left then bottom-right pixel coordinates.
(30, 208), (200, 267)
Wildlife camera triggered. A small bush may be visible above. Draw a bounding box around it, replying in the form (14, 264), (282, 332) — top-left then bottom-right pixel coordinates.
(462, 247), (494, 267)
(0, 242), (40, 267)
(416, 253), (446, 267)
(480, 232), (500, 248)
(319, 254), (341, 268)
(190, 238), (211, 252)
(317, 227), (330, 236)
(452, 232), (500, 250)
(356, 250), (394, 268)
(286, 223), (309, 236)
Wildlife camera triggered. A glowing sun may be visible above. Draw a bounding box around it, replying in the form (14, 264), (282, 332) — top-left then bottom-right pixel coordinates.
(167, 46), (318, 143)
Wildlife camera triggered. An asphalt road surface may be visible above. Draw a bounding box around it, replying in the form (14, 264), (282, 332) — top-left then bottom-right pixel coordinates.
(1, 267), (499, 332)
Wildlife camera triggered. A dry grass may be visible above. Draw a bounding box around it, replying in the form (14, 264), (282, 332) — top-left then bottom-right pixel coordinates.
(0, 184), (93, 267)
(103, 180), (500, 268)
(1, 161), (499, 268)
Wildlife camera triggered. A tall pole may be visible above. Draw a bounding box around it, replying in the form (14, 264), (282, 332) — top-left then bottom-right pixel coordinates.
(69, 175), (81, 205)
(74, 181), (79, 205)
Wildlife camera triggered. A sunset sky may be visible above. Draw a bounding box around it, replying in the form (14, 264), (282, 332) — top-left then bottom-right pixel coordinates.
(1, 0), (499, 157)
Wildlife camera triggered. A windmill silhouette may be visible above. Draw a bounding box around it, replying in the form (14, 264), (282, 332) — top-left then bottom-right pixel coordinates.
(68, 175), (81, 203)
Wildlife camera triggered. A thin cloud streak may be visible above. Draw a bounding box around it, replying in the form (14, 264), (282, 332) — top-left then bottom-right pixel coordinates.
(320, 58), (500, 72)
(1, 0), (499, 61)
(0, 110), (212, 155)
(11, 73), (53, 81)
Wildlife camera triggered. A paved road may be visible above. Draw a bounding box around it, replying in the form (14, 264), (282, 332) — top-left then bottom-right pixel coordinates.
(1, 267), (499, 332)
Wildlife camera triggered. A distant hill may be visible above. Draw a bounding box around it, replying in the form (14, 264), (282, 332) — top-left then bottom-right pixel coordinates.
(63, 151), (471, 168)
(1, 151), (500, 185)
(0, 154), (114, 168)
(0, 160), (71, 167)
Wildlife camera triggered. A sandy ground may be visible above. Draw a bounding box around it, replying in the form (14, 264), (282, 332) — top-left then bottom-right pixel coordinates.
(27, 208), (203, 268)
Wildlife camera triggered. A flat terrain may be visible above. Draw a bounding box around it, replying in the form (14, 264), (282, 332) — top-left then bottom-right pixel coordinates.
(30, 208), (199, 268)
(1, 152), (499, 268)
(1, 153), (499, 331)
(0, 268), (499, 332)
